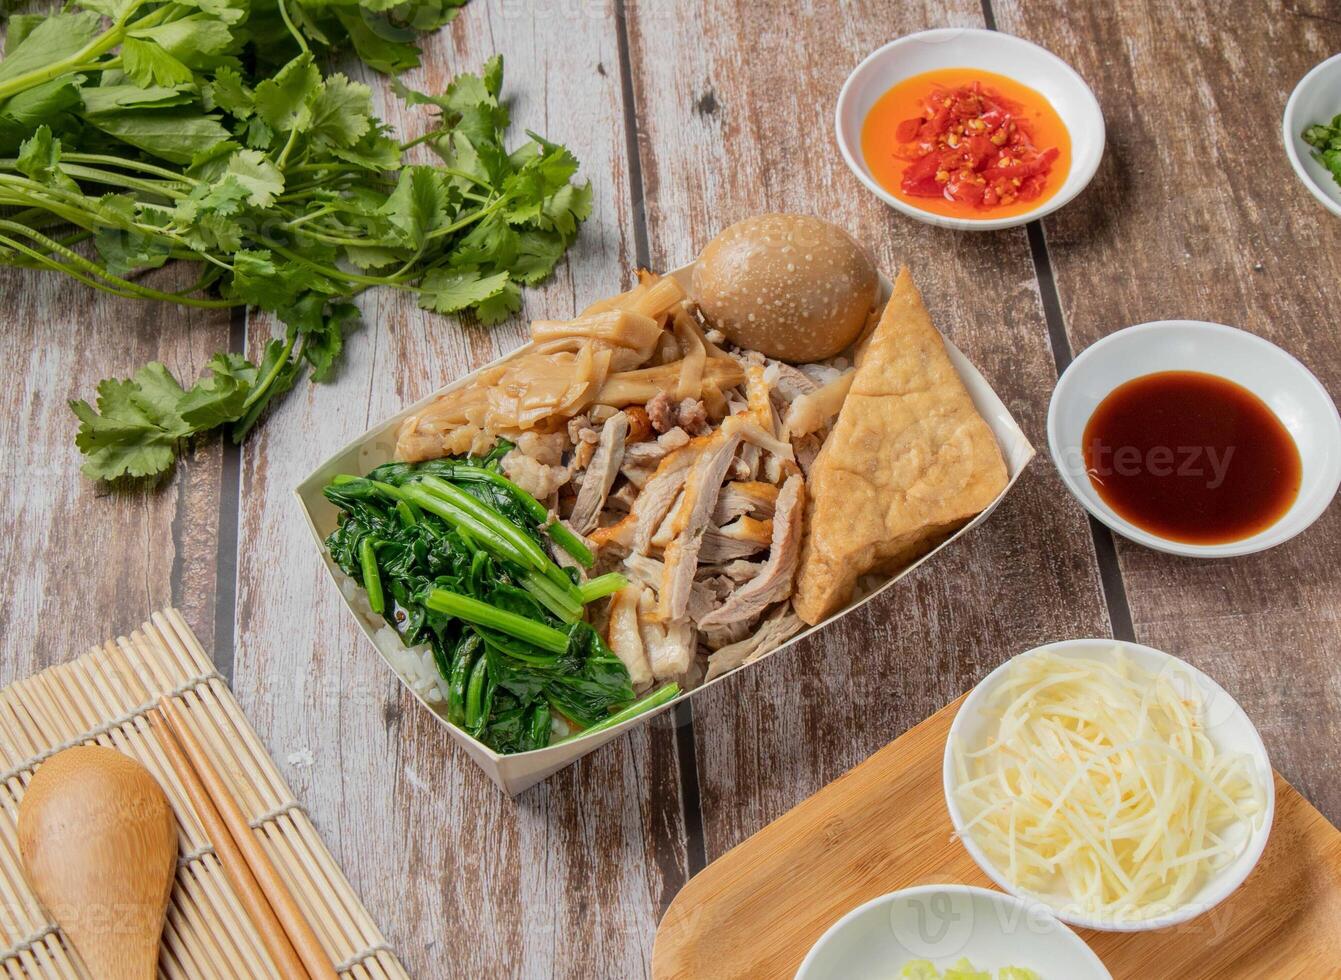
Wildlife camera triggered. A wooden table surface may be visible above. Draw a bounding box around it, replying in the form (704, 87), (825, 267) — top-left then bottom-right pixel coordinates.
(3, 2), (1339, 977)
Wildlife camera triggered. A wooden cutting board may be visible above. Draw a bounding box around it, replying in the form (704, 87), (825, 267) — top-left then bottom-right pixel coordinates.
(652, 696), (1341, 979)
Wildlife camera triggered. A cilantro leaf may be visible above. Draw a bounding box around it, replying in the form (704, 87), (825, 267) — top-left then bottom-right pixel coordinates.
(121, 37), (196, 88)
(69, 364), (193, 480)
(308, 75), (372, 149)
(254, 53), (319, 134)
(206, 66), (254, 118)
(178, 352), (256, 428)
(380, 165), (448, 247)
(418, 268), (510, 314)
(224, 149), (284, 207)
(16, 126), (79, 192)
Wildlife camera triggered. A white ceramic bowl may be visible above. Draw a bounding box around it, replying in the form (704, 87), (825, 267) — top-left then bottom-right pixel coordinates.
(1047, 320), (1341, 558)
(795, 884), (1110, 980)
(943, 639), (1276, 933)
(835, 28), (1105, 230)
(1283, 52), (1341, 218)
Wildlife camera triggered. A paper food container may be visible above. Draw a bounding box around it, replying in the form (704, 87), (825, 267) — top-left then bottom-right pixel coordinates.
(295, 265), (1035, 795)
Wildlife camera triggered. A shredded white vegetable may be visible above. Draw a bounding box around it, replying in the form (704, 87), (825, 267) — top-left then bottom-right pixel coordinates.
(953, 649), (1265, 922)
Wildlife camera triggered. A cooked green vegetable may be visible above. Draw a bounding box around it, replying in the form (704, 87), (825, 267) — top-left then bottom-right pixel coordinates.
(323, 452), (675, 753)
(0, 0), (590, 480)
(1303, 113), (1341, 190)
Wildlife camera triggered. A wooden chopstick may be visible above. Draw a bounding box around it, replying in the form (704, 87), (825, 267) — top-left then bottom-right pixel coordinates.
(148, 708), (311, 978)
(153, 698), (338, 980)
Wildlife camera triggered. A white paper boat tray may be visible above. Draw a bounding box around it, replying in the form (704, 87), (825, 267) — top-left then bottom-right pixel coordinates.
(295, 264), (1035, 795)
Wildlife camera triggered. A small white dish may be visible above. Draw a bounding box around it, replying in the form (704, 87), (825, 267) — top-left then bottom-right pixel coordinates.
(1048, 320), (1341, 558)
(795, 884), (1110, 980)
(1283, 52), (1341, 218)
(834, 28), (1105, 231)
(943, 639), (1276, 933)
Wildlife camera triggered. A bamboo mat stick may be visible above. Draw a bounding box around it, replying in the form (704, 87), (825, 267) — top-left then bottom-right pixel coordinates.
(158, 697), (338, 980)
(147, 709), (308, 979)
(0, 611), (405, 978)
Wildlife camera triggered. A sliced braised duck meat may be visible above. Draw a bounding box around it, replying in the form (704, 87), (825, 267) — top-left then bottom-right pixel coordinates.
(620, 464), (652, 490)
(722, 413), (795, 461)
(569, 412), (629, 533)
(650, 494), (684, 550)
(697, 474), (805, 629)
(625, 553), (726, 622)
(658, 430), (743, 620)
(606, 584), (653, 688)
(731, 443), (760, 482)
(571, 437), (599, 472)
(687, 574), (732, 622)
(630, 441), (706, 553)
(621, 552), (664, 590)
(705, 609), (804, 681)
(784, 369), (855, 437)
(699, 530), (771, 564)
(624, 426), (691, 467)
(791, 432), (823, 475)
(701, 619), (756, 652)
(605, 480), (640, 513)
(765, 361), (819, 403)
(636, 590), (695, 680)
(712, 480), (779, 523)
(590, 437), (706, 552)
(711, 559), (764, 583)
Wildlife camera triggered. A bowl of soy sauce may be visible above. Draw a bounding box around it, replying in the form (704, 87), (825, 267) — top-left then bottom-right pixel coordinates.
(1047, 320), (1341, 558)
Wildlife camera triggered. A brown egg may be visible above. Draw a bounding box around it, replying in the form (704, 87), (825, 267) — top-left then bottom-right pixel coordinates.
(691, 213), (879, 362)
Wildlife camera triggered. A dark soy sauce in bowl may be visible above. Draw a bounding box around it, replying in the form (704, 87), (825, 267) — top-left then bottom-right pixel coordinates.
(1082, 371), (1302, 545)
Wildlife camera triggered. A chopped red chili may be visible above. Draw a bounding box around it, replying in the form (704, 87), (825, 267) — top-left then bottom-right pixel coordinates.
(896, 81), (1060, 210)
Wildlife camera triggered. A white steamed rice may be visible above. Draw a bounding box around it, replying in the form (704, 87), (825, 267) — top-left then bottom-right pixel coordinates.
(338, 575), (450, 708)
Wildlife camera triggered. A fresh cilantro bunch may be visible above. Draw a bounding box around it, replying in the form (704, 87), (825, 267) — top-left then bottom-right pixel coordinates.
(0, 1), (591, 480)
(1303, 113), (1341, 190)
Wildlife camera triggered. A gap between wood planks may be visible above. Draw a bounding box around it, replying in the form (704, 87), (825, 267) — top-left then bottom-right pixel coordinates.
(614, 0), (709, 879)
(170, 304), (246, 684)
(984, 0), (1135, 643)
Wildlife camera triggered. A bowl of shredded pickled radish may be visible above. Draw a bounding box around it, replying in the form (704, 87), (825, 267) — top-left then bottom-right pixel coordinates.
(943, 639), (1274, 931)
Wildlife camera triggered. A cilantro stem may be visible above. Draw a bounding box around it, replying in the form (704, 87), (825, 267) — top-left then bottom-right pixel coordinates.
(58, 154), (197, 184)
(424, 196), (508, 241)
(0, 232), (156, 302)
(60, 164), (189, 199)
(0, 220), (235, 307)
(276, 125), (303, 171)
(269, 242), (414, 288)
(276, 0), (311, 55)
(240, 330), (298, 413)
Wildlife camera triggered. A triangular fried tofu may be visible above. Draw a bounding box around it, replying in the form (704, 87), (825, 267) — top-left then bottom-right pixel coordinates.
(793, 268), (1008, 625)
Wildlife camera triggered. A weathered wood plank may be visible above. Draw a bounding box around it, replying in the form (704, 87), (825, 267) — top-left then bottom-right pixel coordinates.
(229, 5), (687, 977)
(0, 264), (228, 678)
(994, 0), (1341, 823)
(625, 0), (1112, 856)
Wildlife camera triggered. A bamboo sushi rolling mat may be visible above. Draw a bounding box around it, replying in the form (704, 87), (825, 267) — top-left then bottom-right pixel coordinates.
(0, 608), (408, 979)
